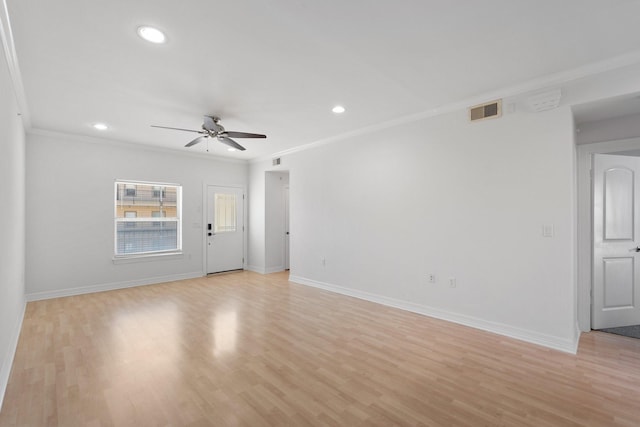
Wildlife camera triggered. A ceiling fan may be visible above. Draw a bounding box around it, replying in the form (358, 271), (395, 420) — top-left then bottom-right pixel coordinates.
(151, 116), (266, 151)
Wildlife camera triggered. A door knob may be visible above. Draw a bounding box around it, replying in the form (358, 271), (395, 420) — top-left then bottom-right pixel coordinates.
(632, 246), (640, 252)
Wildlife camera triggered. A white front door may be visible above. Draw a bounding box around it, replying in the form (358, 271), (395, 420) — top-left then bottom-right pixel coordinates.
(207, 186), (244, 274)
(593, 154), (640, 329)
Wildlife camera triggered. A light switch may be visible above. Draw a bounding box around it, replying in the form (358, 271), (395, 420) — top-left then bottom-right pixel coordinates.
(542, 224), (554, 237)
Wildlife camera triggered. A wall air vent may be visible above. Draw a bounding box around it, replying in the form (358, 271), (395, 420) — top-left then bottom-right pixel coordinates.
(469, 99), (502, 122)
(272, 157), (281, 166)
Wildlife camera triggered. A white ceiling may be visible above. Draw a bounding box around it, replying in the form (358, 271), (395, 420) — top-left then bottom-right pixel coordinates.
(7, 0), (640, 160)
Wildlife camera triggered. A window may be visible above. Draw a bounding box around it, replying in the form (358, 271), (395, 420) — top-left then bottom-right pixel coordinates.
(115, 180), (182, 257)
(124, 211), (137, 227)
(151, 210), (165, 226)
(214, 193), (237, 233)
(125, 184), (137, 197)
(152, 186), (166, 198)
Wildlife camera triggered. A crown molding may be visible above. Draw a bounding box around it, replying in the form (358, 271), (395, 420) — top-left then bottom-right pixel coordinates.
(5, 0), (640, 165)
(0, 0), (30, 127)
(252, 49), (640, 164)
(27, 128), (249, 165)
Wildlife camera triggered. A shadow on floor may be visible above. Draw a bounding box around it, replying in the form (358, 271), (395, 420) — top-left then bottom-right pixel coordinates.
(597, 325), (640, 339)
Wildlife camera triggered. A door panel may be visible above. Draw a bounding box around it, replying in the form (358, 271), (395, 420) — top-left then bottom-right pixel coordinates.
(207, 186), (244, 274)
(593, 154), (640, 328)
(604, 168), (634, 240)
(602, 258), (634, 309)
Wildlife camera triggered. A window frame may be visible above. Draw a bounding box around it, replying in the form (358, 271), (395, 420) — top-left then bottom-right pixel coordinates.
(113, 180), (183, 259)
(214, 192), (238, 233)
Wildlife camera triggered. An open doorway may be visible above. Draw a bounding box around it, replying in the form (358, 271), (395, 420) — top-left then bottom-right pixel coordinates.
(574, 93), (640, 333)
(591, 153), (640, 330)
(577, 140), (640, 337)
(284, 184), (290, 270)
(265, 171), (290, 273)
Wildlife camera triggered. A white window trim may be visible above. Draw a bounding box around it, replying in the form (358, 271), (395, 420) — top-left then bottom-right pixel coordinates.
(112, 251), (183, 264)
(114, 179), (183, 260)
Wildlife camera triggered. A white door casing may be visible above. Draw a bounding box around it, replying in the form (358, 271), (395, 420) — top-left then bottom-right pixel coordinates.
(207, 185), (244, 274)
(593, 154), (640, 329)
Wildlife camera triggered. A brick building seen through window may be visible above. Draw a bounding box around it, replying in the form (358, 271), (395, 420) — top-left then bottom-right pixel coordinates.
(115, 181), (181, 256)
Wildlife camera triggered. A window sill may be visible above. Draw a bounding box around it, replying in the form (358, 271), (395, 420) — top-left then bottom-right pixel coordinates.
(112, 251), (184, 264)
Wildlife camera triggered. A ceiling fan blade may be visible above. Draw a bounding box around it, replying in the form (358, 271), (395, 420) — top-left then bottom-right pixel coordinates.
(151, 125), (203, 134)
(218, 136), (246, 151)
(185, 136), (208, 147)
(223, 131), (266, 139)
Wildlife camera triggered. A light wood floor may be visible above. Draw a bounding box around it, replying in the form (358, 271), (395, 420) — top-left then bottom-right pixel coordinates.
(1, 271), (640, 426)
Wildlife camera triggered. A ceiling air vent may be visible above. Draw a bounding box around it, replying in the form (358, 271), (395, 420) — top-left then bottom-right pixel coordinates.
(469, 99), (502, 122)
(527, 89), (561, 113)
(272, 157), (281, 166)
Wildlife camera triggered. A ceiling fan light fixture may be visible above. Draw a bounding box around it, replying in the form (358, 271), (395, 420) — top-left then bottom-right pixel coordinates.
(137, 26), (166, 44)
(93, 123), (108, 130)
(332, 105), (346, 114)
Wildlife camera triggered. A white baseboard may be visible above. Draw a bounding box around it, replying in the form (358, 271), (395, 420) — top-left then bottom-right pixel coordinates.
(245, 265), (266, 274)
(573, 321), (583, 353)
(25, 272), (203, 302)
(246, 265), (285, 274)
(265, 265), (285, 274)
(0, 298), (26, 410)
(289, 275), (579, 354)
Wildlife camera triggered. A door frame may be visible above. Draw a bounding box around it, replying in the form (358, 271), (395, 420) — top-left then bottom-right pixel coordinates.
(202, 183), (247, 276)
(577, 137), (640, 331)
(284, 184), (290, 270)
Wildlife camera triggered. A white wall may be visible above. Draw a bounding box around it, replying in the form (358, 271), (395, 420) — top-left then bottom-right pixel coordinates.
(25, 132), (248, 298)
(252, 105), (578, 352)
(246, 61), (640, 352)
(0, 37), (26, 409)
(265, 171), (289, 272)
(247, 159), (268, 272)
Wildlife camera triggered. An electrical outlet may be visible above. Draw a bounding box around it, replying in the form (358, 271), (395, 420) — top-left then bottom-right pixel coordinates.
(449, 277), (456, 288)
(428, 274), (436, 284)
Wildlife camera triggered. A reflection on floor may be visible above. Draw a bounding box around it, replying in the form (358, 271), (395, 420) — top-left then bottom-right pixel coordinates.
(2, 271), (640, 426)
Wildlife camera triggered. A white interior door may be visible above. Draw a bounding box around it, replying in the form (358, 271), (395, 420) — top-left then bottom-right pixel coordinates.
(284, 185), (290, 270)
(207, 186), (244, 274)
(593, 154), (640, 329)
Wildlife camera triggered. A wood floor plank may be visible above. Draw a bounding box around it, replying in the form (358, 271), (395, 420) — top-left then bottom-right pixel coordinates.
(1, 271), (640, 426)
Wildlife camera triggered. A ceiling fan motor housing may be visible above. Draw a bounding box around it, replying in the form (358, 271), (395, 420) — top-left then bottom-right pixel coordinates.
(203, 116), (224, 134)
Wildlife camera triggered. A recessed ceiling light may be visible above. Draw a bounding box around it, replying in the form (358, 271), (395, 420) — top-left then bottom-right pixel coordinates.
(137, 26), (166, 44)
(227, 148), (238, 152)
(332, 105), (346, 114)
(93, 123), (108, 131)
